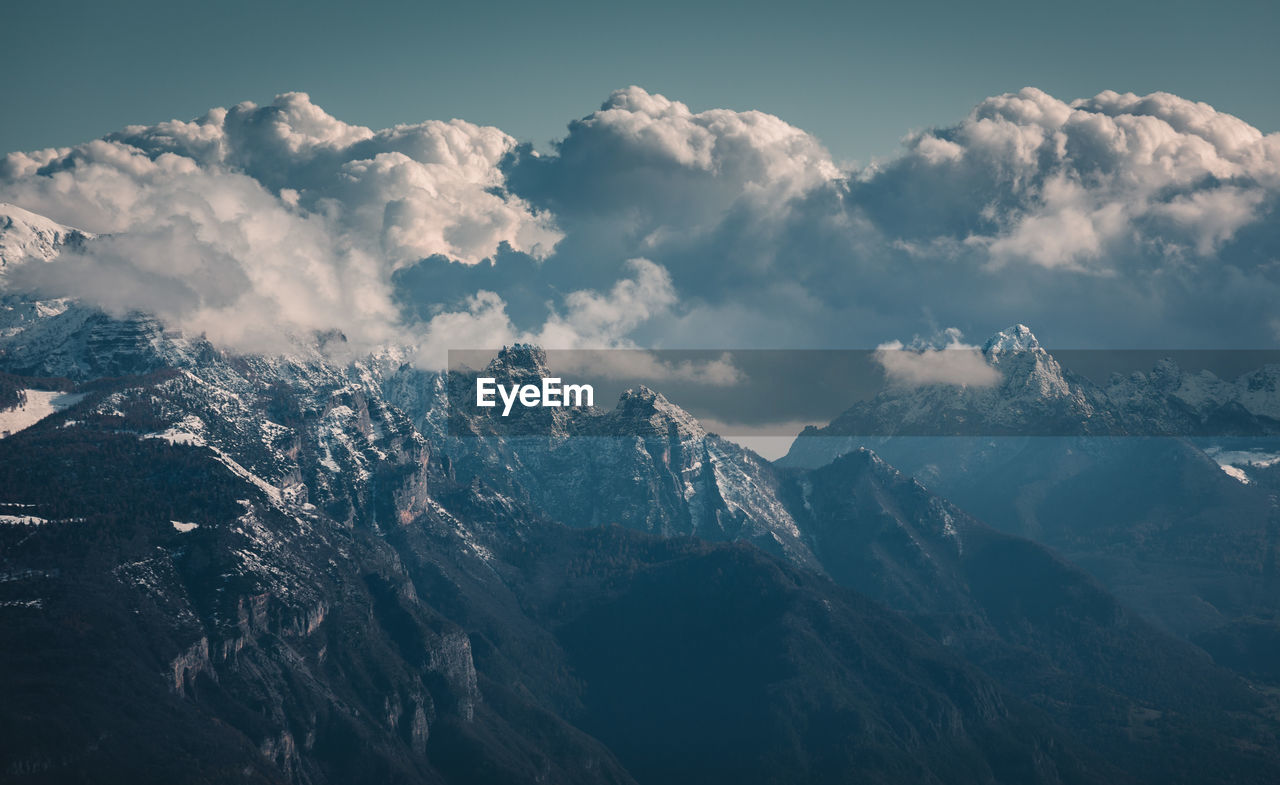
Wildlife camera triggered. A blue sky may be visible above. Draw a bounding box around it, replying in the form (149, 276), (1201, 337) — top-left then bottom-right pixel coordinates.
(4, 0), (1277, 162)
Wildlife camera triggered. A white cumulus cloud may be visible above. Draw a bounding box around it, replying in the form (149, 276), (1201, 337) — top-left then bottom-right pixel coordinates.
(0, 93), (563, 355)
(4, 86), (1280, 357)
(873, 329), (1001, 388)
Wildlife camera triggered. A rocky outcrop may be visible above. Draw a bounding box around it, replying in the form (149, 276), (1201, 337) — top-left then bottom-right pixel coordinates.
(429, 631), (478, 722)
(170, 636), (213, 693)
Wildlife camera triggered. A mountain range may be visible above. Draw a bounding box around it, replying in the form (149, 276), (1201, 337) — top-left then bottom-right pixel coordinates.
(3, 205), (1280, 784)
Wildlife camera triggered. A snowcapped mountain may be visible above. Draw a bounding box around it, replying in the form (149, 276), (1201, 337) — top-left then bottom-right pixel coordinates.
(1107, 357), (1280, 435)
(4, 205), (1280, 784)
(0, 307), (1093, 784)
(0, 202), (90, 271)
(426, 345), (818, 568)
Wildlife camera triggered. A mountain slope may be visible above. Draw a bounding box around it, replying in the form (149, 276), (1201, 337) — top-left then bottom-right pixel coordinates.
(0, 387), (1109, 785)
(782, 449), (1280, 784)
(0, 203), (91, 271)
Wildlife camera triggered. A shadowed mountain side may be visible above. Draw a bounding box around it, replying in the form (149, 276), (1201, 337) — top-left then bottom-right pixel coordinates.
(502, 527), (1105, 785)
(782, 449), (1280, 784)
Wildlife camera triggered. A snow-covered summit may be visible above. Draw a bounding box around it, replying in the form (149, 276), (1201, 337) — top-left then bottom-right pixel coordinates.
(611, 385), (707, 438)
(1107, 357), (1280, 428)
(486, 344), (551, 378)
(0, 203), (91, 272)
(981, 324), (1076, 400)
(982, 324), (1042, 361)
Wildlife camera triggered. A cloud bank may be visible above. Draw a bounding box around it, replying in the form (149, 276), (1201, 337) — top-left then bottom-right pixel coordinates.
(2, 86), (1279, 359)
(502, 86), (1280, 349)
(0, 93), (564, 355)
(874, 329), (1001, 388)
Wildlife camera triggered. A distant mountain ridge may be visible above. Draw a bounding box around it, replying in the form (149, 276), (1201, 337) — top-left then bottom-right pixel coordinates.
(784, 324), (1280, 452)
(780, 324), (1280, 651)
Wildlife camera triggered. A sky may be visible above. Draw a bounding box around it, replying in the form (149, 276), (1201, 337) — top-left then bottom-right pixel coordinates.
(3, 0), (1280, 373)
(4, 0), (1278, 165)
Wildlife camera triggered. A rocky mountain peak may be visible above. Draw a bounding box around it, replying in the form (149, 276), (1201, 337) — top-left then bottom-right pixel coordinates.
(979, 324), (1076, 399)
(484, 343), (551, 382)
(613, 385), (706, 437)
(981, 323), (1042, 362)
